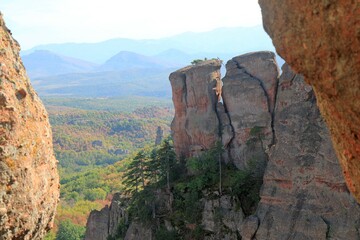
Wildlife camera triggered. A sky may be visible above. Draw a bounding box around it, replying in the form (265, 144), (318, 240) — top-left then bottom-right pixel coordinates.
(1, 0), (263, 50)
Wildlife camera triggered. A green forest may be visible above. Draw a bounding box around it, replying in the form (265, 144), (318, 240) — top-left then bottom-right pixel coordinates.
(108, 141), (263, 240)
(43, 97), (174, 239)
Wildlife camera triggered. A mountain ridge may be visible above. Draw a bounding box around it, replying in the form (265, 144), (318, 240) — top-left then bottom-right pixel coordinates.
(22, 25), (274, 64)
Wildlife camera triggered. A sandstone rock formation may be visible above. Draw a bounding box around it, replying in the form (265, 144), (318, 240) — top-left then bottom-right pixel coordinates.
(201, 194), (243, 240)
(0, 13), (59, 239)
(84, 206), (110, 240)
(86, 53), (360, 239)
(124, 222), (152, 240)
(170, 53), (360, 239)
(258, 0), (360, 202)
(169, 60), (221, 158)
(170, 52), (279, 170)
(222, 52), (278, 168)
(85, 193), (127, 240)
(254, 64), (360, 239)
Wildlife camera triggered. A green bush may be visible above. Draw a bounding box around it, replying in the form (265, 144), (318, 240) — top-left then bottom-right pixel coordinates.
(108, 219), (129, 240)
(191, 59), (204, 65)
(83, 188), (107, 201)
(223, 160), (264, 216)
(56, 220), (85, 240)
(155, 226), (179, 240)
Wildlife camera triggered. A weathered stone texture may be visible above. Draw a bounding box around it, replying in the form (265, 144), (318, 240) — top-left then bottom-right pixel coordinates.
(0, 13), (59, 239)
(84, 206), (110, 240)
(258, 0), (360, 202)
(255, 64), (360, 240)
(124, 222), (153, 240)
(222, 52), (279, 168)
(170, 55), (360, 239)
(85, 193), (127, 240)
(87, 52), (360, 240)
(170, 52), (279, 169)
(169, 60), (221, 158)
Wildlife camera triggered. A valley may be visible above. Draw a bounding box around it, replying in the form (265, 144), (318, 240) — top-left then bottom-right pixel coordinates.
(43, 97), (174, 239)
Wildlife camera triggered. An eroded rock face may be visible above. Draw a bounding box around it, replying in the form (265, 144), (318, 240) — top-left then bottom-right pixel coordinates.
(222, 52), (279, 168)
(201, 194), (244, 239)
(85, 193), (127, 240)
(255, 64), (360, 239)
(169, 54), (360, 239)
(258, 0), (360, 202)
(169, 60), (221, 158)
(124, 222), (153, 240)
(84, 206), (110, 240)
(87, 52), (360, 239)
(0, 13), (59, 239)
(170, 52), (279, 170)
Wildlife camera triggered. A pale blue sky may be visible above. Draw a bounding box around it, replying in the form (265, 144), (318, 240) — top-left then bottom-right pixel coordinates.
(1, 0), (263, 50)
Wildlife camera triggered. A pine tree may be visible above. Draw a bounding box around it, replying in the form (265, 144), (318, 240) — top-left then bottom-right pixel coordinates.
(123, 150), (149, 194)
(157, 138), (177, 191)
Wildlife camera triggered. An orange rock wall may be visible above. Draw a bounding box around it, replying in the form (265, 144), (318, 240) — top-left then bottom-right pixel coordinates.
(258, 0), (360, 202)
(0, 13), (59, 239)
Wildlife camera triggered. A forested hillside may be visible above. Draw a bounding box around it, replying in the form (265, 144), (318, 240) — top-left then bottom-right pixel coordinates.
(43, 97), (174, 239)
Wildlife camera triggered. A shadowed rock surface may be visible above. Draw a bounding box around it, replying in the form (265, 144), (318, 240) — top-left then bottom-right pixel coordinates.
(254, 64), (360, 239)
(0, 13), (59, 239)
(85, 193), (127, 240)
(258, 0), (360, 202)
(222, 52), (278, 169)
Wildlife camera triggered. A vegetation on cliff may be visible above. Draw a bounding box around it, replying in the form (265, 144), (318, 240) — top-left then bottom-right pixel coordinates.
(109, 141), (264, 240)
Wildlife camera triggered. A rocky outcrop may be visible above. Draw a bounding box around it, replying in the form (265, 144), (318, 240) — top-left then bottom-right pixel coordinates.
(169, 60), (221, 158)
(124, 222), (153, 240)
(222, 52), (278, 168)
(85, 193), (127, 240)
(170, 52), (279, 170)
(254, 64), (360, 239)
(0, 13), (59, 239)
(170, 53), (360, 239)
(86, 52), (360, 239)
(201, 194), (244, 240)
(84, 206), (110, 240)
(258, 0), (360, 202)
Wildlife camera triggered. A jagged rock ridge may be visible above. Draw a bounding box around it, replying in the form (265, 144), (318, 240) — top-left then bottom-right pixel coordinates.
(0, 13), (59, 239)
(258, 0), (360, 202)
(85, 193), (128, 240)
(85, 52), (360, 239)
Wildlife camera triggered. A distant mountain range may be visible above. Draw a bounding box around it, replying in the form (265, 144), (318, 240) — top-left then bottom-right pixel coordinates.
(22, 50), (99, 78)
(22, 26), (275, 64)
(22, 25), (279, 98)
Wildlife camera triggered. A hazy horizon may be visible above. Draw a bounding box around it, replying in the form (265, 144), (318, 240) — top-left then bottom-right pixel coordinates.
(1, 0), (263, 50)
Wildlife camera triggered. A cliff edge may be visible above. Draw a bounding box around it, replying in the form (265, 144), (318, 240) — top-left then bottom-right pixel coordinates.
(0, 13), (59, 239)
(258, 0), (360, 202)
